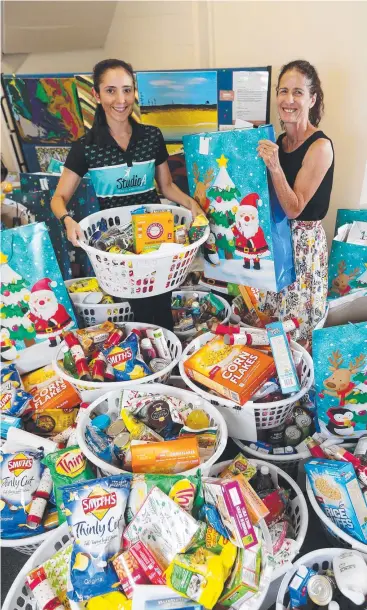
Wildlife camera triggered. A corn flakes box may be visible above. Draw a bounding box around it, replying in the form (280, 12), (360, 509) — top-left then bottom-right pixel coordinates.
(183, 336), (276, 406)
(305, 459), (367, 543)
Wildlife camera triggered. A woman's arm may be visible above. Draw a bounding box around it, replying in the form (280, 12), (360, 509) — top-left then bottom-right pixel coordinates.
(257, 139), (333, 219)
(155, 162), (204, 219)
(50, 168), (84, 246)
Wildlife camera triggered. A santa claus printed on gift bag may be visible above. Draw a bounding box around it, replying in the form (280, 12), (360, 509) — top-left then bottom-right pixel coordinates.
(1, 222), (77, 373)
(183, 125), (295, 293)
(29, 278), (74, 347)
(232, 193), (270, 270)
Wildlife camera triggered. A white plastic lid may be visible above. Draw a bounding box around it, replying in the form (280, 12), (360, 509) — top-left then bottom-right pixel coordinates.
(141, 338), (153, 348)
(328, 602), (339, 610)
(260, 465), (270, 475)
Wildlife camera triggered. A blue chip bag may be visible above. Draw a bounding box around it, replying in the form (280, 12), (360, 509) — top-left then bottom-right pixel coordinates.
(103, 332), (150, 381)
(62, 474), (131, 602)
(0, 449), (46, 539)
(0, 382), (32, 416)
(198, 503), (229, 539)
(1, 364), (22, 389)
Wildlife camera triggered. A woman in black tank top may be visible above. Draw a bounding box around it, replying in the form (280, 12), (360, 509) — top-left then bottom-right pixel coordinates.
(257, 60), (334, 343)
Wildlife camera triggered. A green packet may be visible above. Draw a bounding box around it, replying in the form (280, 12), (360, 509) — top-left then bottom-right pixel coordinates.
(42, 445), (95, 524)
(126, 470), (204, 523)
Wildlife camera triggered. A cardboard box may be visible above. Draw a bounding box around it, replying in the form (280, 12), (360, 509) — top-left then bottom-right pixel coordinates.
(183, 336), (276, 406)
(132, 211), (174, 254)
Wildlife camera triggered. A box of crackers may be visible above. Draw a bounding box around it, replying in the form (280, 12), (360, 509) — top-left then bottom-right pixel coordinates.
(305, 459), (367, 543)
(132, 211), (174, 254)
(183, 336), (276, 406)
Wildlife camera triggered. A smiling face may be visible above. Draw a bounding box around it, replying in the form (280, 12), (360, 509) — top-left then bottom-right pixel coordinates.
(93, 67), (135, 124)
(277, 69), (316, 125)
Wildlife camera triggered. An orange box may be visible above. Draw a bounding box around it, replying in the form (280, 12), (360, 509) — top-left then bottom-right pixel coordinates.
(132, 211), (174, 254)
(183, 336), (276, 406)
(131, 437), (200, 474)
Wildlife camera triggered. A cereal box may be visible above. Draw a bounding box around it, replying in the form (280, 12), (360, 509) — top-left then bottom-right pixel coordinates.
(132, 211), (174, 254)
(305, 459), (367, 543)
(183, 337), (276, 406)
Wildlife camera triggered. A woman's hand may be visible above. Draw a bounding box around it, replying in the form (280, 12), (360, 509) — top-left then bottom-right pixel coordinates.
(64, 216), (84, 247)
(257, 139), (281, 173)
(188, 197), (206, 219)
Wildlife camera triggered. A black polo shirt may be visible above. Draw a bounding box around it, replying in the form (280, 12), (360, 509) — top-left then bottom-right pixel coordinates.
(64, 120), (169, 209)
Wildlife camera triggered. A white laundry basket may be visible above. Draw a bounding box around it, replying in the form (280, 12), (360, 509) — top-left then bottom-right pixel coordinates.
(65, 277), (133, 327)
(210, 459), (308, 610)
(179, 331), (314, 438)
(53, 322), (182, 395)
(276, 548), (367, 610)
(306, 477), (367, 552)
(172, 289), (231, 339)
(233, 437), (311, 479)
(2, 523), (70, 610)
(76, 384), (228, 477)
(77, 204), (209, 299)
(0, 526), (62, 557)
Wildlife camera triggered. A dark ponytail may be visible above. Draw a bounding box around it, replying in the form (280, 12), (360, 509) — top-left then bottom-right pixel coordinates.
(92, 58), (135, 129)
(277, 60), (325, 127)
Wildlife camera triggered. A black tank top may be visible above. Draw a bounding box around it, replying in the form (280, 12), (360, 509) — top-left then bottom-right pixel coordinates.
(277, 130), (334, 221)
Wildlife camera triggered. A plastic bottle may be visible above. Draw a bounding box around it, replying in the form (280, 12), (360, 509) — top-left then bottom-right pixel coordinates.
(140, 338), (157, 363)
(252, 465), (273, 494)
(333, 551), (367, 606)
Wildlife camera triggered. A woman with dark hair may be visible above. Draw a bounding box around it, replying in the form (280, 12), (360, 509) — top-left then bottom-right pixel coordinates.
(51, 59), (203, 329)
(257, 59), (334, 342)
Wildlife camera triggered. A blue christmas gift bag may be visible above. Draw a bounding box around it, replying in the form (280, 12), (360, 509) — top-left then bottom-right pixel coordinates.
(0, 222), (77, 373)
(313, 322), (367, 439)
(20, 173), (100, 279)
(328, 209), (367, 300)
(183, 125), (295, 292)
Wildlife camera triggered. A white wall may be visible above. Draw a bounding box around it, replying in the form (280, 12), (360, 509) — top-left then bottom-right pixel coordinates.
(2, 0), (366, 243)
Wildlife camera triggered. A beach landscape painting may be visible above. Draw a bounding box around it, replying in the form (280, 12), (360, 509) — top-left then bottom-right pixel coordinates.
(136, 70), (218, 141)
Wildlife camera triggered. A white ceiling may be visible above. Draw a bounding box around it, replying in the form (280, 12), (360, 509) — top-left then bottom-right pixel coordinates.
(2, 0), (117, 54)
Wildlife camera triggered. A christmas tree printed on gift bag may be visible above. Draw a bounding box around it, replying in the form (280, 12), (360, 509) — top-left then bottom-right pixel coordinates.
(0, 252), (36, 358)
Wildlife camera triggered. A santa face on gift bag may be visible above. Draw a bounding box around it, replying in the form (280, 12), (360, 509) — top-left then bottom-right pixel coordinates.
(28, 278), (74, 347)
(232, 194), (270, 270)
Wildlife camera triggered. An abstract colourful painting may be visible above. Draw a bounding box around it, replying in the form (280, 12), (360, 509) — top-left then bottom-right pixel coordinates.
(136, 71), (218, 142)
(3, 76), (84, 144)
(75, 73), (141, 130)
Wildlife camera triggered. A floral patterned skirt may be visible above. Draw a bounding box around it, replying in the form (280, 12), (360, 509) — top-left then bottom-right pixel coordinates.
(258, 220), (328, 341)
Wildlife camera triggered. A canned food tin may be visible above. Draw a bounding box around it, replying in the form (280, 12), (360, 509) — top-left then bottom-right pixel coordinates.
(113, 432), (131, 462)
(307, 574), (334, 606)
(107, 419), (127, 438)
(284, 425), (302, 446)
(149, 358), (171, 383)
(295, 413), (312, 437)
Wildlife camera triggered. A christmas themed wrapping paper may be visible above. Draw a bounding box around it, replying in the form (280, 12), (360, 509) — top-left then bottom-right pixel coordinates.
(328, 209), (367, 301)
(313, 322), (367, 438)
(0, 222), (77, 373)
(20, 173), (99, 278)
(183, 125), (295, 292)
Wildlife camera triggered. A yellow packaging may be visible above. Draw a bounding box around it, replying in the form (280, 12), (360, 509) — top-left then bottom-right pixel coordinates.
(120, 409), (163, 442)
(219, 453), (257, 481)
(25, 406), (78, 436)
(132, 211), (174, 254)
(87, 591), (131, 610)
(22, 365), (59, 392)
(68, 278), (100, 293)
(165, 548), (225, 609)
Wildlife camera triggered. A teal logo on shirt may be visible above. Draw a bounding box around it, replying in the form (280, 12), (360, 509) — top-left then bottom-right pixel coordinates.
(89, 160), (155, 198)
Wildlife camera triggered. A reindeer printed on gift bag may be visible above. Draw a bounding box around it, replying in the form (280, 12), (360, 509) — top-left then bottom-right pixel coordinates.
(322, 350), (366, 407)
(329, 260), (360, 297)
(192, 163), (214, 212)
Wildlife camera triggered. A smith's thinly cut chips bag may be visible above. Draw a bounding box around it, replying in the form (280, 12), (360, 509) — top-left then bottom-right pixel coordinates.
(62, 475), (131, 602)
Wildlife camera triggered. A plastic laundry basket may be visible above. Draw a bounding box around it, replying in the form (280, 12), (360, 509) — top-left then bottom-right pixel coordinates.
(179, 331), (314, 438)
(65, 277), (133, 327)
(76, 384), (228, 477)
(53, 322), (182, 394)
(172, 289), (231, 340)
(306, 477), (367, 552)
(276, 548), (367, 610)
(77, 204), (210, 299)
(0, 526), (62, 557)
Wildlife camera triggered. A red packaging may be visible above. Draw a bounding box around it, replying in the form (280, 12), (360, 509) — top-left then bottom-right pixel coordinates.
(261, 489), (288, 526)
(104, 328), (124, 349)
(129, 541), (166, 585)
(112, 549), (150, 599)
(63, 332), (91, 381)
(90, 350), (107, 382)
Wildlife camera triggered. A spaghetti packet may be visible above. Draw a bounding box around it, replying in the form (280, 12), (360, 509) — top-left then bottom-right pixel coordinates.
(62, 474), (131, 602)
